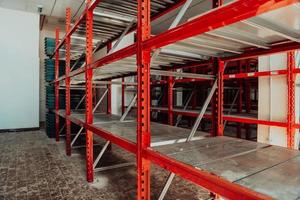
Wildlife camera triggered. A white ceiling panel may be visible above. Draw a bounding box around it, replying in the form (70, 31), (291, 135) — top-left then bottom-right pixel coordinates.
(0, 0), (85, 18)
(0, 0), (55, 15)
(50, 0), (84, 19)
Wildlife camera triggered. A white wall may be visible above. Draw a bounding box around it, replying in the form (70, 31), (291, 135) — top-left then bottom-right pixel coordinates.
(0, 7), (39, 129)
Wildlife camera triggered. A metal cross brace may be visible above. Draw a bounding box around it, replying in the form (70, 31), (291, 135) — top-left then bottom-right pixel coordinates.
(109, 20), (135, 54)
(158, 79), (217, 200)
(118, 0), (193, 122)
(223, 89), (240, 129)
(59, 94), (87, 136)
(120, 94), (137, 122)
(187, 79), (218, 141)
(93, 141), (135, 171)
(158, 61), (227, 200)
(70, 89), (108, 147)
(91, 20), (136, 172)
(151, 0), (194, 65)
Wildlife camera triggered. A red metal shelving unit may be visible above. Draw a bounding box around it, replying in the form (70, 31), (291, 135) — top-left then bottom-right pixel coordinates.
(52, 0), (300, 199)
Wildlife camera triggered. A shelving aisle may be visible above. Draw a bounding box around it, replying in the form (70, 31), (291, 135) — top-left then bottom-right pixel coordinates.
(51, 0), (300, 199)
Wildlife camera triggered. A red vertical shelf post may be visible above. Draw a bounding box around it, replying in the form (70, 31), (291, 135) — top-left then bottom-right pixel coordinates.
(287, 51), (295, 149)
(237, 61), (243, 138)
(107, 42), (112, 115)
(212, 0), (223, 7)
(217, 59), (225, 136)
(211, 0), (223, 137)
(168, 76), (174, 125)
(122, 77), (125, 114)
(137, 0), (151, 199)
(85, 0), (94, 182)
(245, 61), (251, 139)
(191, 67), (197, 112)
(55, 28), (60, 142)
(211, 59), (218, 136)
(65, 8), (71, 156)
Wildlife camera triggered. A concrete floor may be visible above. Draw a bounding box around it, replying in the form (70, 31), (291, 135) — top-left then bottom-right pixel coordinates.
(0, 130), (210, 200)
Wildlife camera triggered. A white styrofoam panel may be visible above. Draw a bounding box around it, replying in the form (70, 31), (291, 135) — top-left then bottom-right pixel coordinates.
(111, 78), (122, 116)
(269, 127), (287, 147)
(270, 76), (287, 122)
(258, 52), (299, 148)
(258, 56), (270, 120)
(257, 125), (270, 144)
(0, 7), (39, 129)
(258, 56), (271, 144)
(270, 53), (287, 70)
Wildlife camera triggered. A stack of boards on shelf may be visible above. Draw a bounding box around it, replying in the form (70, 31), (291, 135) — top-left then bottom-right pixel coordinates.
(44, 37), (55, 57)
(44, 37), (85, 138)
(44, 37), (62, 138)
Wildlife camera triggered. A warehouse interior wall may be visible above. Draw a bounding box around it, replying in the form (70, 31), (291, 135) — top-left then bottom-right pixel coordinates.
(0, 7), (39, 130)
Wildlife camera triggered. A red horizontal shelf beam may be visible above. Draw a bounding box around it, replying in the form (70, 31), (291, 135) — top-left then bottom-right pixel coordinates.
(151, 108), (211, 119)
(224, 69), (288, 79)
(175, 78), (211, 83)
(54, 0), (298, 83)
(151, 0), (187, 21)
(144, 148), (272, 200)
(54, 0), (191, 78)
(142, 0), (297, 51)
(71, 118), (137, 154)
(294, 124), (300, 129)
(172, 62), (212, 71)
(55, 110), (137, 154)
(53, 0), (103, 56)
(53, 10), (86, 56)
(56, 44), (137, 82)
(151, 107), (289, 128)
(151, 78), (210, 86)
(224, 41), (300, 61)
(223, 115), (287, 128)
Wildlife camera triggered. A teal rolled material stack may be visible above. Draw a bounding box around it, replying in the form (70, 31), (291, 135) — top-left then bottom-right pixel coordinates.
(45, 111), (55, 138)
(44, 59), (55, 82)
(44, 37), (55, 56)
(44, 37), (85, 138)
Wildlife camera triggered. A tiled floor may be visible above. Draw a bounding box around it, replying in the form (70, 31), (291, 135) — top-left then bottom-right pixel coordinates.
(0, 130), (209, 200)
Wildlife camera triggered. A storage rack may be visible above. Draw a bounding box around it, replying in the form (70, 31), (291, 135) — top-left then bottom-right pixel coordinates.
(52, 0), (300, 199)
(44, 38), (87, 138)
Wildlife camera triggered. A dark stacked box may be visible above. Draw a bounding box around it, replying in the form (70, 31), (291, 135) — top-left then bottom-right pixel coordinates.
(45, 85), (66, 110)
(45, 112), (55, 138)
(45, 85), (66, 138)
(44, 59), (66, 82)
